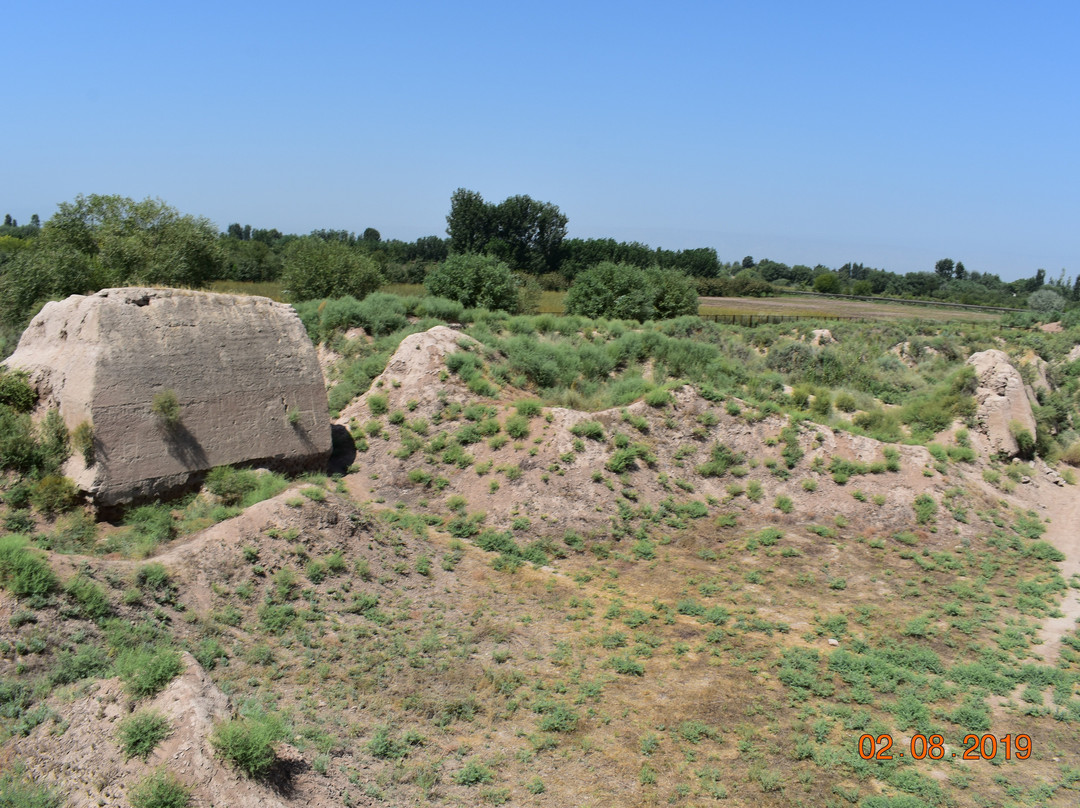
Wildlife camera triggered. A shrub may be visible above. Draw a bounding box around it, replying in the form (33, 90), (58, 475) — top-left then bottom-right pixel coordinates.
(211, 713), (287, 778)
(118, 710), (172, 760)
(368, 393), (389, 416)
(834, 392), (857, 413)
(697, 443), (745, 477)
(505, 415), (530, 439)
(570, 420), (605, 441)
(566, 262), (697, 321)
(644, 388), (671, 408)
(0, 369), (36, 412)
(426, 254), (521, 312)
(71, 421), (95, 465)
(774, 496), (793, 514)
(453, 760), (495, 786)
(204, 466), (259, 506)
(115, 646), (184, 698)
(1009, 420), (1035, 458)
(65, 574), (110, 620)
(280, 239), (384, 302)
(1028, 288), (1066, 314)
(128, 769), (191, 808)
(514, 399), (543, 417)
(151, 390), (181, 426)
(0, 535), (57, 598)
(29, 474), (78, 515)
(913, 494), (936, 525)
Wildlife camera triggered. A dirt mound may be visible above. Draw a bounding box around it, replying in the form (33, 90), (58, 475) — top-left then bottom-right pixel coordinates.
(966, 349), (1037, 457)
(337, 325), (476, 425)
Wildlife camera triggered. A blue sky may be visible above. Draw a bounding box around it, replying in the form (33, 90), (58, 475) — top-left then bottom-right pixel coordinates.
(3, 1), (1077, 281)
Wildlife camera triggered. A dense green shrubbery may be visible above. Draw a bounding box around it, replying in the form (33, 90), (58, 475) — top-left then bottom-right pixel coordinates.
(425, 253), (522, 313)
(280, 238), (384, 302)
(565, 262), (697, 321)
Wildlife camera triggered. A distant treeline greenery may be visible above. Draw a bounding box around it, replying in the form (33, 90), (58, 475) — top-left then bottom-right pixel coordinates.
(1, 191), (1076, 328)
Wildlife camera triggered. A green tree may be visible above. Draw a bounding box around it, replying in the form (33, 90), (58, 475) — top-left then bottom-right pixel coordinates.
(0, 195), (224, 324)
(445, 189), (567, 274)
(934, 258), (955, 279)
(279, 239), (384, 302)
(424, 253), (521, 312)
(1027, 288), (1065, 314)
(446, 188), (493, 255)
(813, 272), (841, 293)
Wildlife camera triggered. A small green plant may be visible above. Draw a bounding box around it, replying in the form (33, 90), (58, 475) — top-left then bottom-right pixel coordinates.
(71, 420), (95, 465)
(128, 768), (191, 808)
(914, 494), (936, 524)
(151, 390), (181, 427)
(118, 710), (172, 760)
(115, 646), (184, 698)
(505, 415), (530, 439)
(368, 393), (389, 416)
(774, 495), (793, 514)
(211, 713), (286, 778)
(454, 760), (495, 786)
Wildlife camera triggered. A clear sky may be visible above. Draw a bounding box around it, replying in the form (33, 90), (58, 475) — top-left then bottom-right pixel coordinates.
(3, 1), (1077, 281)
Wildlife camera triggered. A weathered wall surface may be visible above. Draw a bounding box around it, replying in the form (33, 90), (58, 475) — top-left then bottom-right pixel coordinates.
(966, 348), (1037, 457)
(8, 287), (331, 506)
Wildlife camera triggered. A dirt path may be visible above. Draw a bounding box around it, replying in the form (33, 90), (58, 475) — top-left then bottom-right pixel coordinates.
(1032, 481), (1080, 663)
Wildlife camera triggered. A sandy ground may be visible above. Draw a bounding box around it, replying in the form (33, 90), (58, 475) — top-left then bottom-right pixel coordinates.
(1032, 481), (1080, 663)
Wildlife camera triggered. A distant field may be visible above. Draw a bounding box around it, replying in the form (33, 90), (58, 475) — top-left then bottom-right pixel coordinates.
(699, 294), (1000, 323)
(209, 282), (1000, 323)
(208, 280), (285, 301)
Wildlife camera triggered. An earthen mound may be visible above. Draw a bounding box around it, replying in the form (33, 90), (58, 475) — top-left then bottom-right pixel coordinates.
(966, 349), (1037, 457)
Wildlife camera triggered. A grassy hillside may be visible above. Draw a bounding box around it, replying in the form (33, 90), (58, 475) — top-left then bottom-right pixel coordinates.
(2, 296), (1080, 807)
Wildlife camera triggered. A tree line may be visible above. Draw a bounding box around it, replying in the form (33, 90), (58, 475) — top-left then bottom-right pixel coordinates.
(0, 190), (1074, 329)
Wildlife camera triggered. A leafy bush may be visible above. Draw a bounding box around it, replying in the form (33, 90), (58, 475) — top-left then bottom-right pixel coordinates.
(504, 415), (530, 439)
(606, 443), (656, 473)
(368, 393), (389, 415)
(64, 574), (110, 620)
(151, 390), (181, 426)
(29, 474), (78, 515)
(453, 759), (495, 786)
(514, 399), (543, 417)
(697, 443), (745, 477)
(118, 710), (172, 760)
(71, 421), (95, 465)
(1009, 419), (1035, 458)
(415, 295), (465, 322)
(115, 646), (184, 698)
(128, 769), (191, 808)
(570, 420), (605, 440)
(0, 369), (36, 412)
(211, 713), (287, 778)
(913, 494), (936, 524)
(566, 262), (697, 321)
(0, 535), (57, 598)
(426, 253), (521, 313)
(280, 239), (384, 302)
